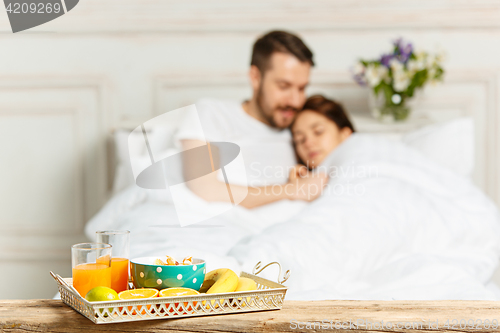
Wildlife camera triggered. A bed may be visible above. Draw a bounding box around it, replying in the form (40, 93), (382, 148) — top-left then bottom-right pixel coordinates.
(85, 113), (500, 300)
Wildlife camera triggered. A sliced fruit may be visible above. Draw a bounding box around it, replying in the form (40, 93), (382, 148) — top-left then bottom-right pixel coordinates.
(159, 287), (200, 313)
(118, 288), (158, 315)
(118, 288), (158, 299)
(159, 287), (200, 298)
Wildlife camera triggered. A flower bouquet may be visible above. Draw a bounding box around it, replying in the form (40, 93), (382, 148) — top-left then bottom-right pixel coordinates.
(352, 38), (445, 121)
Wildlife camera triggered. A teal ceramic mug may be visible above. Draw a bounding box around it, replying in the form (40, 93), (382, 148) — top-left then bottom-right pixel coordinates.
(130, 257), (206, 291)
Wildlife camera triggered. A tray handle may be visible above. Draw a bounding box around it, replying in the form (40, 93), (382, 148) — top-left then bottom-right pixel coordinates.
(252, 261), (290, 284)
(49, 271), (83, 298)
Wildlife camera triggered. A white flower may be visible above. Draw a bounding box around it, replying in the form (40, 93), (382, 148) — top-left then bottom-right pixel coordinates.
(435, 48), (447, 63)
(410, 49), (426, 69)
(389, 58), (404, 72)
(394, 78), (410, 92)
(352, 61), (365, 75)
(407, 59), (418, 73)
(407, 59), (425, 73)
(414, 49), (426, 61)
(417, 59), (426, 70)
(389, 59), (412, 91)
(425, 54), (436, 69)
(365, 64), (388, 87)
(392, 67), (411, 92)
(394, 77), (411, 92)
(428, 67), (436, 79)
(429, 79), (439, 86)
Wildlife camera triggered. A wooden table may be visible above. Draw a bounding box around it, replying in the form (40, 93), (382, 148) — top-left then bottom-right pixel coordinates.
(2, 299), (500, 332)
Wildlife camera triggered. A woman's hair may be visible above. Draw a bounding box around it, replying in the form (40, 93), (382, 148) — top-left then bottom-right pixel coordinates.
(293, 95), (355, 133)
(292, 95), (355, 167)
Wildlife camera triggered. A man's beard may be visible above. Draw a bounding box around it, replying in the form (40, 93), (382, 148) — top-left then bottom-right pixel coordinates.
(255, 83), (300, 129)
(255, 84), (278, 128)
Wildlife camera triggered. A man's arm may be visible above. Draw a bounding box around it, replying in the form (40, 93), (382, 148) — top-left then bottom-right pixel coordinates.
(180, 139), (327, 209)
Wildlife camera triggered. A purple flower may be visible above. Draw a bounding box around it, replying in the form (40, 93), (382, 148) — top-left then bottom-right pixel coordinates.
(350, 62), (367, 86)
(393, 38), (413, 64)
(380, 54), (393, 67)
(394, 38), (404, 49)
(353, 73), (367, 86)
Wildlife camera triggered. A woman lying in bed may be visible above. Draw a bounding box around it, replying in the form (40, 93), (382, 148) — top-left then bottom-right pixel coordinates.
(229, 94), (500, 300)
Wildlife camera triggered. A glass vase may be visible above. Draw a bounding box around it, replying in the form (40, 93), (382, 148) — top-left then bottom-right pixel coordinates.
(368, 90), (411, 122)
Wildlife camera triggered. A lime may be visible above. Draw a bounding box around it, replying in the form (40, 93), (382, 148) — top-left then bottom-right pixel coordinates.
(85, 286), (119, 302)
(85, 286), (119, 317)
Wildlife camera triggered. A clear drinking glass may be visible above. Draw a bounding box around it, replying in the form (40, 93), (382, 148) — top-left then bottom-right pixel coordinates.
(71, 243), (112, 297)
(96, 230), (130, 293)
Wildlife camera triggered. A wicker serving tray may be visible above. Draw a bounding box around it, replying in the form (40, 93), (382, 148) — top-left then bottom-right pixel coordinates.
(50, 261), (290, 324)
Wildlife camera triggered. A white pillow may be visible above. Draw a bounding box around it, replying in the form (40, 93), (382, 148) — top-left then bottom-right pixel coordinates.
(402, 117), (474, 177)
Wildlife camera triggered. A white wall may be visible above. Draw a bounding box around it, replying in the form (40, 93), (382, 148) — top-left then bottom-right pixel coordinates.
(1, 0), (500, 299)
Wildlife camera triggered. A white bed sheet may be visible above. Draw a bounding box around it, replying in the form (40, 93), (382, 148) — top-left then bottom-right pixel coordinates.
(86, 133), (500, 300)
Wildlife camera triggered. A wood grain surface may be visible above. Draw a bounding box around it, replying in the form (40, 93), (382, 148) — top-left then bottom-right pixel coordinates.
(2, 299), (500, 332)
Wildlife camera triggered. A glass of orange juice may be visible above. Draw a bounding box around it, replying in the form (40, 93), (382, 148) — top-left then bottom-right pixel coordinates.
(71, 243), (112, 297)
(96, 230), (130, 293)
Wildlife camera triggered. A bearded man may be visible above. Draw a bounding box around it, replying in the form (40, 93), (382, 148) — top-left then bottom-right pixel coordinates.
(176, 31), (327, 208)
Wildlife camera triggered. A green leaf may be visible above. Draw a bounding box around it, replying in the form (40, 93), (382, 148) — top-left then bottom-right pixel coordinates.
(382, 83), (394, 106)
(374, 82), (383, 96)
(434, 67), (444, 79)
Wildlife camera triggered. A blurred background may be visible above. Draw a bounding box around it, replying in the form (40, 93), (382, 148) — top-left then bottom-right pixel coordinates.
(1, 0), (500, 299)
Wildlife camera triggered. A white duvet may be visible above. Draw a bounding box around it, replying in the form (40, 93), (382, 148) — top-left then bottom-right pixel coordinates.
(85, 133), (500, 300)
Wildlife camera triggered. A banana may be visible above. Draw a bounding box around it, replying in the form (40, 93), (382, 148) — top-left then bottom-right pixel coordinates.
(200, 268), (239, 308)
(200, 268), (239, 294)
(234, 277), (257, 307)
(235, 277), (257, 292)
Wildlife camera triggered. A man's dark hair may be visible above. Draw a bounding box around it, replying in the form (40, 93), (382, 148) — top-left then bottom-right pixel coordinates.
(251, 30), (314, 74)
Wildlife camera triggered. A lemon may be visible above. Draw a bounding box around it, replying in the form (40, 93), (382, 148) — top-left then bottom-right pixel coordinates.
(85, 286), (119, 302)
